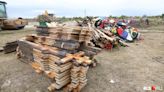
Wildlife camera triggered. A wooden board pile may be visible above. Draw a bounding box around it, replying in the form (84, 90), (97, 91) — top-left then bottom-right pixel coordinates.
(36, 26), (92, 43)
(89, 25), (129, 49)
(47, 51), (92, 91)
(90, 27), (116, 49)
(76, 20), (129, 49)
(64, 65), (89, 92)
(17, 26), (101, 92)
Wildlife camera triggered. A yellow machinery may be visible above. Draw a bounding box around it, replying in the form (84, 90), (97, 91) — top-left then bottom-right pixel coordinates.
(0, 1), (28, 30)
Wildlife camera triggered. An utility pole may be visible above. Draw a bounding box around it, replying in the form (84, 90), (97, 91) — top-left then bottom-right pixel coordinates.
(84, 9), (86, 17)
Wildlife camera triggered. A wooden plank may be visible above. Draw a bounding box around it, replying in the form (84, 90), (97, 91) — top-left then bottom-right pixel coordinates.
(55, 70), (70, 79)
(48, 54), (60, 62)
(46, 71), (56, 79)
(3, 41), (18, 54)
(50, 62), (72, 68)
(74, 51), (85, 57)
(71, 65), (81, 72)
(95, 28), (114, 42)
(70, 83), (79, 89)
(55, 78), (70, 89)
(30, 62), (43, 74)
(41, 61), (50, 71)
(74, 56), (92, 65)
(53, 40), (80, 50)
(33, 49), (43, 58)
(80, 66), (89, 73)
(56, 75), (70, 84)
(79, 78), (87, 83)
(77, 82), (87, 92)
(47, 83), (56, 92)
(56, 63), (72, 73)
(49, 63), (72, 73)
(60, 51), (85, 64)
(38, 37), (55, 45)
(60, 54), (74, 63)
(19, 39), (69, 57)
(64, 84), (74, 91)
(49, 62), (72, 69)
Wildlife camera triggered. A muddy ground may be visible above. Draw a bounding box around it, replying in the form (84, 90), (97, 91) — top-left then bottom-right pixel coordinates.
(0, 27), (164, 92)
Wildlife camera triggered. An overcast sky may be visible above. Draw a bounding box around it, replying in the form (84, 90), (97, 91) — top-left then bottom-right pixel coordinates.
(3, 0), (164, 18)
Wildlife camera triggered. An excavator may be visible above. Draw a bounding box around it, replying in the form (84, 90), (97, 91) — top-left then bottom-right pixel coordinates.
(0, 1), (28, 30)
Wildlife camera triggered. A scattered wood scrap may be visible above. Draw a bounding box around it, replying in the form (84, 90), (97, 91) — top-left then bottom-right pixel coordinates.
(3, 41), (18, 54)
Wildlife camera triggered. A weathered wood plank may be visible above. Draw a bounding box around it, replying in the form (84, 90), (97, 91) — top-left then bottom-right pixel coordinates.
(3, 41), (18, 54)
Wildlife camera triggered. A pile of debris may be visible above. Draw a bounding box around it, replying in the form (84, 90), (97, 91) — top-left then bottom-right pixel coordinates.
(16, 25), (101, 92)
(15, 11), (142, 91)
(76, 17), (143, 49)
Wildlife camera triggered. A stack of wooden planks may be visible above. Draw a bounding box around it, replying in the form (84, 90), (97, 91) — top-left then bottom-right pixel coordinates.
(47, 51), (92, 91)
(17, 25), (101, 92)
(64, 65), (89, 92)
(36, 26), (92, 43)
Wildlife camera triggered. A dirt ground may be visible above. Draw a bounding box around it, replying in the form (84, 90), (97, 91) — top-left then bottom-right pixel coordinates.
(0, 27), (164, 92)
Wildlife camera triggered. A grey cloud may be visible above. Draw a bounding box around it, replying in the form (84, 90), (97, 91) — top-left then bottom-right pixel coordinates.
(3, 0), (164, 18)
